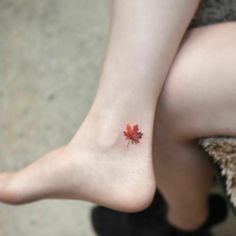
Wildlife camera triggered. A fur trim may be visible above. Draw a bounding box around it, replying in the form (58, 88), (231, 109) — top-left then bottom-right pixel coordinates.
(198, 137), (236, 207)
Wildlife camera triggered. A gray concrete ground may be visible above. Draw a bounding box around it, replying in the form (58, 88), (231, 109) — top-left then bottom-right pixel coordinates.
(0, 0), (234, 235)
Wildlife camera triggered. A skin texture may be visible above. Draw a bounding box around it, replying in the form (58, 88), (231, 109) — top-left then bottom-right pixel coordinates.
(2, 20), (235, 230)
(1, 2), (236, 233)
(154, 22), (236, 230)
(0, 0), (200, 213)
(2, 3), (236, 233)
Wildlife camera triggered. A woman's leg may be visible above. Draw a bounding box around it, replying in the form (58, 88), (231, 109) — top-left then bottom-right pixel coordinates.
(0, 1), (199, 212)
(153, 121), (213, 231)
(154, 22), (236, 231)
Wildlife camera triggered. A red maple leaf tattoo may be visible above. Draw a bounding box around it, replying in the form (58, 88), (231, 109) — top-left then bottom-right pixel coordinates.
(123, 124), (143, 145)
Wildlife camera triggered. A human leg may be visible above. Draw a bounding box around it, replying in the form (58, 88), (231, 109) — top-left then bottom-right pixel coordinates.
(154, 22), (236, 230)
(153, 122), (213, 230)
(90, 22), (234, 236)
(0, 1), (199, 212)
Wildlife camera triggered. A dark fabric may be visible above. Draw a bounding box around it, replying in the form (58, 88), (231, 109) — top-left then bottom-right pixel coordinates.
(168, 195), (228, 236)
(91, 194), (228, 236)
(188, 0), (236, 30)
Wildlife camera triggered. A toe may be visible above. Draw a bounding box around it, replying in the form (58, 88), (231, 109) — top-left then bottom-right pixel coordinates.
(0, 170), (48, 204)
(0, 147), (68, 205)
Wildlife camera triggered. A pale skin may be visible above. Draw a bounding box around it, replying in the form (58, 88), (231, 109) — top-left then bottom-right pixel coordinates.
(0, 0), (200, 211)
(0, 0), (234, 232)
(154, 21), (236, 230)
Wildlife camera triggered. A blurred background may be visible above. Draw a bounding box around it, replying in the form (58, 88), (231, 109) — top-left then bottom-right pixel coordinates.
(0, 0), (235, 235)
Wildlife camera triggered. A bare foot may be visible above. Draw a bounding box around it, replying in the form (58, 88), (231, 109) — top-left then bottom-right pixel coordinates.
(0, 109), (156, 212)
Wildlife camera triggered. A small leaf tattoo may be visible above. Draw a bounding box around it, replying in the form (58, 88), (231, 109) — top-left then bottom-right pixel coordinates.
(123, 124), (143, 146)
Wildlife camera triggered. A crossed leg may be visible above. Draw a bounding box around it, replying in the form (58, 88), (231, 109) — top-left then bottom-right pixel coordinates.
(0, 1), (201, 213)
(154, 22), (236, 230)
(154, 115), (213, 230)
(0, 21), (236, 229)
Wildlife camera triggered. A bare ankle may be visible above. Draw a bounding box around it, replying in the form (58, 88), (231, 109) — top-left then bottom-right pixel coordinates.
(71, 107), (154, 150)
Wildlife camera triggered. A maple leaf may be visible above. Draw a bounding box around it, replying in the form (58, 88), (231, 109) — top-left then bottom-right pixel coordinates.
(123, 124), (143, 145)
